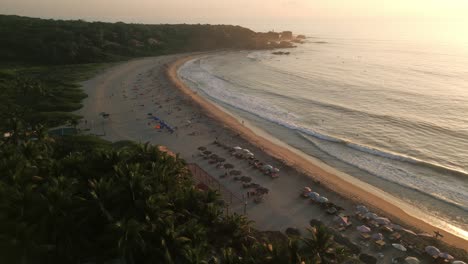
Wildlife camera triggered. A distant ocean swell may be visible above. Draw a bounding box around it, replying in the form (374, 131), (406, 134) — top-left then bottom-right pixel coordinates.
(179, 58), (468, 213)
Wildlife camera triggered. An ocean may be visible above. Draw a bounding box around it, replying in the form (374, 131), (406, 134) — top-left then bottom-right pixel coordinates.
(178, 37), (468, 239)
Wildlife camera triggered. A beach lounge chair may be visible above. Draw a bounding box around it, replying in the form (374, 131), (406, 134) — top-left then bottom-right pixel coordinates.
(374, 240), (386, 249)
(360, 233), (371, 240)
(389, 232), (401, 241)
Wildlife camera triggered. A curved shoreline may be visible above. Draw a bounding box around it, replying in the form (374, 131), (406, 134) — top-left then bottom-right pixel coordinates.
(167, 55), (468, 251)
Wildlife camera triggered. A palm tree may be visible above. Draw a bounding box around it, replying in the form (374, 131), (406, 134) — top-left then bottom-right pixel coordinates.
(300, 226), (335, 263)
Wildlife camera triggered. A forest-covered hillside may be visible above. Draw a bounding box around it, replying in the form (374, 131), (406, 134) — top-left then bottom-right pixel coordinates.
(0, 15), (260, 64)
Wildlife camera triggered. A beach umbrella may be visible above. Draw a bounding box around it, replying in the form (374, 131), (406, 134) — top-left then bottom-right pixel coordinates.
(452, 261), (467, 264)
(356, 205), (369, 214)
(257, 187), (269, 194)
(357, 225), (371, 233)
(317, 196), (329, 203)
(404, 257), (420, 264)
(242, 149), (251, 153)
(303, 187), (312, 193)
(425, 246), (440, 257)
(242, 176), (252, 182)
(375, 217), (391, 225)
(392, 243), (407, 252)
(334, 216), (349, 226)
(224, 163), (234, 169)
(418, 232), (433, 238)
(273, 168), (280, 172)
(309, 192), (320, 200)
(364, 212), (379, 219)
(263, 164), (274, 171)
(233, 146), (242, 150)
(250, 183), (260, 188)
(371, 233), (384, 240)
(230, 170), (242, 176)
(364, 212), (378, 220)
(402, 229), (417, 236)
(391, 224), (404, 231)
(439, 253), (454, 260)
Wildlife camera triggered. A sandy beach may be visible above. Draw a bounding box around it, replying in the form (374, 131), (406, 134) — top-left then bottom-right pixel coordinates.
(77, 54), (467, 261)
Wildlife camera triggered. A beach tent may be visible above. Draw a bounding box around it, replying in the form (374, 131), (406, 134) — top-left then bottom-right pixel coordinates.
(404, 257), (420, 264)
(439, 253), (454, 260)
(357, 225), (371, 233)
(392, 243), (407, 252)
(356, 205), (369, 214)
(425, 246), (440, 257)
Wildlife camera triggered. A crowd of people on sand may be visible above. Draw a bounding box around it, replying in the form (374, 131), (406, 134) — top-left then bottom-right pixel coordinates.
(301, 187), (465, 264)
(196, 140), (282, 204)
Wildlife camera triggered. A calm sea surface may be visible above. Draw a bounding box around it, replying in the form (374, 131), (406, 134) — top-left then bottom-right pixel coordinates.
(178, 38), (468, 238)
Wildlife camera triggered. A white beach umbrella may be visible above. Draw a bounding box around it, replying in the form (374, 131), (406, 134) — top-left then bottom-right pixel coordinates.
(357, 225), (371, 233)
(425, 246), (440, 257)
(371, 233), (384, 240)
(317, 196), (329, 203)
(263, 164), (274, 171)
(356, 205), (369, 214)
(452, 261), (467, 264)
(418, 232), (433, 238)
(364, 212), (378, 220)
(439, 253), (454, 260)
(242, 148), (251, 153)
(404, 257), (420, 264)
(392, 243), (407, 252)
(273, 168), (280, 172)
(309, 192), (320, 200)
(402, 229), (417, 236)
(233, 146), (242, 150)
(375, 217), (391, 225)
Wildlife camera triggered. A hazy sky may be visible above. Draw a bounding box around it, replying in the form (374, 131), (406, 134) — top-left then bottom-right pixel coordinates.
(3, 0), (468, 44)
